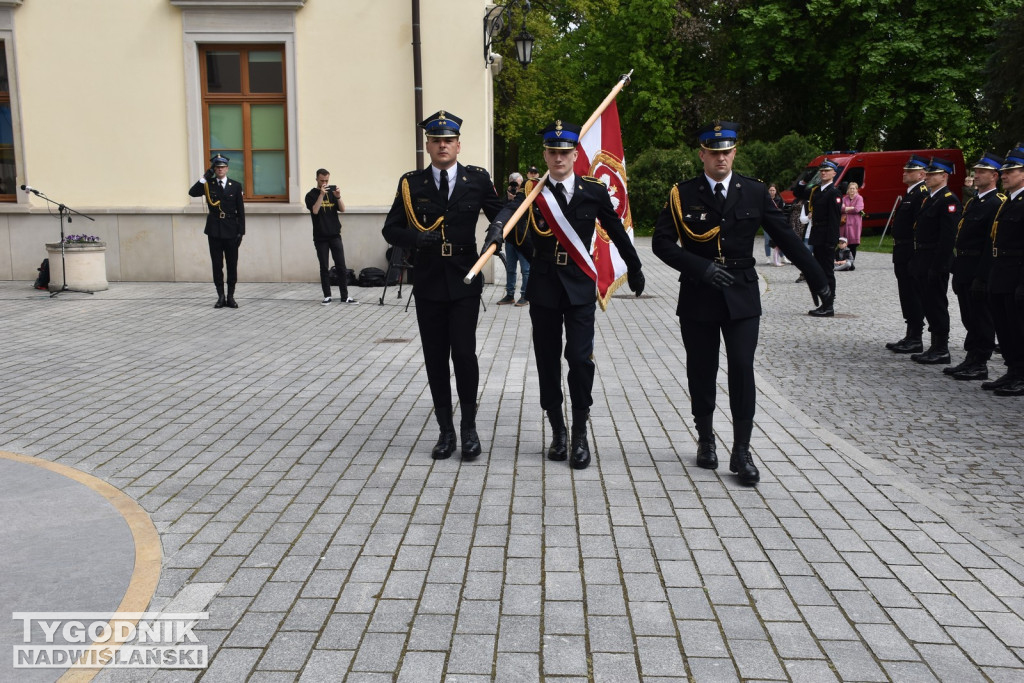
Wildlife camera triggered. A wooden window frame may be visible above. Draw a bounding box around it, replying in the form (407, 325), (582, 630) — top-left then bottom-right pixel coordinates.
(199, 44), (288, 202)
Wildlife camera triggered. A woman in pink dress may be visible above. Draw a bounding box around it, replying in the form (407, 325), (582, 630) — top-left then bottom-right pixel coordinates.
(841, 182), (864, 257)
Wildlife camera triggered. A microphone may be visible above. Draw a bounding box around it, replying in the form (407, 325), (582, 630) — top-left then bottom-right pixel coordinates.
(20, 184), (40, 195)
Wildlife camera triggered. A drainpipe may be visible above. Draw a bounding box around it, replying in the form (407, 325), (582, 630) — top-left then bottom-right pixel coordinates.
(412, 0), (424, 170)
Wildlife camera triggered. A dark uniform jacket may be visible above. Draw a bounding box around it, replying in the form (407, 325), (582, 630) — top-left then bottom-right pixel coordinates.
(793, 182), (841, 247)
(652, 173), (827, 321)
(382, 163), (503, 302)
(953, 189), (1004, 290)
(912, 186), (960, 277)
(189, 178), (245, 239)
(492, 176), (641, 308)
(892, 182), (929, 263)
(989, 191), (1024, 294)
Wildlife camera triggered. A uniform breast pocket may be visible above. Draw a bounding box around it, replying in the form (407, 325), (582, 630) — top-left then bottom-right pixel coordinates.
(736, 208), (760, 222)
(457, 200), (481, 214)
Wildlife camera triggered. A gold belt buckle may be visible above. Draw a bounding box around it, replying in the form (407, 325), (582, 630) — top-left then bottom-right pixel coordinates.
(219, 211), (226, 219)
(556, 251), (568, 266)
(993, 247), (999, 257)
(441, 242), (452, 257)
(715, 255), (726, 264)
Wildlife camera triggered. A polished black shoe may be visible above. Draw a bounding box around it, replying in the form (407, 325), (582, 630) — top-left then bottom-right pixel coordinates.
(214, 295), (226, 309)
(226, 296), (239, 309)
(943, 358), (971, 375)
(892, 339), (924, 354)
(808, 305), (835, 317)
(696, 440), (718, 469)
(570, 431), (591, 470)
(994, 378), (1024, 396)
(729, 445), (760, 485)
(461, 426), (481, 460)
(547, 427), (568, 461)
(951, 364), (988, 381)
(431, 430), (456, 459)
(885, 338), (907, 350)
(982, 372), (1015, 391)
(913, 348), (951, 364)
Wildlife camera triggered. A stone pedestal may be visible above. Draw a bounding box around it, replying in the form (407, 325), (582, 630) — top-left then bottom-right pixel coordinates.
(45, 242), (109, 292)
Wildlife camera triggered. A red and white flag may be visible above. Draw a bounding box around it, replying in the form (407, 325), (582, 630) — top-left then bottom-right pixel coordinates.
(574, 101), (634, 311)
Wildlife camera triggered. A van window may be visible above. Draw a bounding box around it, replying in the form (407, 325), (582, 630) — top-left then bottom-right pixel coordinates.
(843, 166), (865, 189)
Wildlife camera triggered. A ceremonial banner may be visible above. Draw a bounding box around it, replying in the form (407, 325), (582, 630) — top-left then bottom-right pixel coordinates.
(574, 101), (634, 310)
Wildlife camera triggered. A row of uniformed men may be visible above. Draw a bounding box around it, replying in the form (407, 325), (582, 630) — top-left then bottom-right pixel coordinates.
(383, 112), (831, 486)
(885, 147), (1024, 397)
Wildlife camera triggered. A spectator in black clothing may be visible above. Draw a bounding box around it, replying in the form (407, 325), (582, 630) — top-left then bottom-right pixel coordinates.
(305, 168), (355, 305)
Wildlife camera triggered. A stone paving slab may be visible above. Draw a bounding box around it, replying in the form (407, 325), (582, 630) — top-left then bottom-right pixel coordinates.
(0, 238), (1022, 681)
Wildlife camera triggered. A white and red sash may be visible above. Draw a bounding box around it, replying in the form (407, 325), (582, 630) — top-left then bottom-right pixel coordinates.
(534, 185), (598, 283)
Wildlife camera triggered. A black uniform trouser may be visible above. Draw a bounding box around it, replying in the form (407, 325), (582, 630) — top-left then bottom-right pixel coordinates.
(952, 279), (995, 359)
(414, 295), (480, 420)
(990, 291), (1024, 373)
(811, 243), (836, 297)
(680, 315), (759, 421)
(530, 294), (596, 412)
(911, 259), (950, 337)
(208, 236), (239, 288)
(893, 248), (924, 333)
(315, 237), (348, 299)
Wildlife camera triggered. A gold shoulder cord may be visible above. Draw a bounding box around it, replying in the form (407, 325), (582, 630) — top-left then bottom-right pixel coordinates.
(669, 185), (722, 260)
(524, 180), (553, 237)
(203, 182), (226, 219)
(990, 196), (1010, 243)
(957, 196), (974, 235)
(401, 177), (446, 239)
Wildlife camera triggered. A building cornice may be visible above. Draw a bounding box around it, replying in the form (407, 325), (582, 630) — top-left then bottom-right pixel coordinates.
(0, 1), (23, 8)
(170, 0), (304, 10)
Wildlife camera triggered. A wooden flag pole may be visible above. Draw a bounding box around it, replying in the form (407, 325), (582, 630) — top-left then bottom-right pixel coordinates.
(463, 70), (634, 284)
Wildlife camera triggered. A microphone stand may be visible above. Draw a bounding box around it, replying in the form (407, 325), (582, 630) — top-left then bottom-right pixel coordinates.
(25, 187), (96, 298)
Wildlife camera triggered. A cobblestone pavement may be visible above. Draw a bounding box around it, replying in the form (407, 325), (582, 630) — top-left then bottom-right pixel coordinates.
(1, 237), (1023, 682)
(754, 244), (1024, 545)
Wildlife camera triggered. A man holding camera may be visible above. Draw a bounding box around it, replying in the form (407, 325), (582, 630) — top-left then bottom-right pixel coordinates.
(497, 172), (530, 306)
(305, 168), (354, 305)
(189, 154), (245, 308)
(382, 110), (504, 461)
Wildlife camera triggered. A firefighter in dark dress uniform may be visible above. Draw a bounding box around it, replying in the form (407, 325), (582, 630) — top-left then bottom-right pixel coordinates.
(887, 155), (931, 353)
(490, 121), (645, 470)
(908, 157), (961, 365)
(381, 111), (504, 460)
(188, 154), (245, 308)
(984, 145), (1024, 396)
(944, 152), (1005, 380)
(792, 159), (842, 316)
(652, 122), (830, 485)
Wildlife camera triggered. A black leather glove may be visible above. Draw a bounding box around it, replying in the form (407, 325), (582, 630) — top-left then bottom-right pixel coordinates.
(701, 262), (735, 290)
(481, 223), (503, 255)
(627, 268), (645, 296)
(236, 235), (243, 247)
(416, 231), (443, 248)
(204, 167), (215, 181)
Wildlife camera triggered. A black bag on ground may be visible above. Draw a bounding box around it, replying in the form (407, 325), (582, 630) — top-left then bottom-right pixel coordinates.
(346, 269), (357, 287)
(358, 267), (387, 287)
(328, 266), (341, 286)
(33, 259), (49, 290)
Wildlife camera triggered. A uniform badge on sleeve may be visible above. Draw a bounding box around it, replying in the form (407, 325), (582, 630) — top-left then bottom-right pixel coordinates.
(947, 204), (956, 213)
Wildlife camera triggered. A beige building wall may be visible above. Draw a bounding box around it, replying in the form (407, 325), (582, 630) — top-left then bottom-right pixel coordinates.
(1, 0), (499, 285)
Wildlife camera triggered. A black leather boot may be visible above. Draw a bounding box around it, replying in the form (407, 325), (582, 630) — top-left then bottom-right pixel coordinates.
(943, 352), (975, 376)
(695, 414), (717, 469)
(892, 330), (924, 354)
(460, 406), (481, 460)
(887, 324), (915, 350)
(226, 283), (239, 308)
(214, 284), (226, 308)
(982, 371), (1016, 391)
(729, 419), (760, 485)
(431, 406), (456, 459)
(569, 408), (591, 470)
(912, 335), (950, 364)
(546, 409), (568, 461)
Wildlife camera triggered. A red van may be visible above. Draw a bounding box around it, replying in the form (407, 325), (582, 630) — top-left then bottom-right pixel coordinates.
(780, 149), (966, 230)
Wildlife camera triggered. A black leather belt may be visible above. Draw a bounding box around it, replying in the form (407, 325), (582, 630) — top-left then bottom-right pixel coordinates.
(716, 257), (756, 269)
(537, 249), (572, 265)
(421, 243), (476, 256)
(993, 248), (1024, 257)
(956, 249), (983, 257)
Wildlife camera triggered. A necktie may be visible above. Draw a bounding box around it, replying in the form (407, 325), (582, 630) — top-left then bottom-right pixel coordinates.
(714, 182), (725, 211)
(439, 169), (449, 207)
(552, 181), (568, 212)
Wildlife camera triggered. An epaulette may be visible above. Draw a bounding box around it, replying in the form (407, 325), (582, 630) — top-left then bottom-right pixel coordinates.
(582, 175), (606, 187)
(735, 172), (761, 183)
(916, 183), (929, 193)
(465, 165), (488, 174)
(943, 191), (953, 198)
(402, 170), (419, 178)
